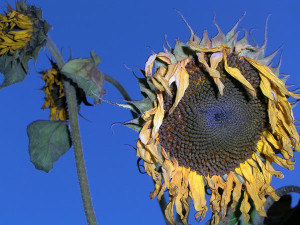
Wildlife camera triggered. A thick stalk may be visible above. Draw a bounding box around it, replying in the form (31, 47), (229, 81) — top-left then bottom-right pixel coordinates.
(252, 185), (300, 225)
(46, 37), (97, 225)
(158, 193), (173, 225)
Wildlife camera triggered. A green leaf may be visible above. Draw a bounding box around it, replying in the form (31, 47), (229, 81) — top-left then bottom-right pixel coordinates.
(0, 54), (28, 89)
(61, 51), (105, 104)
(27, 120), (72, 172)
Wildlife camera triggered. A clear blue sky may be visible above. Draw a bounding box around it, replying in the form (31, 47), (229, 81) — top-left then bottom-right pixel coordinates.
(0, 0), (300, 224)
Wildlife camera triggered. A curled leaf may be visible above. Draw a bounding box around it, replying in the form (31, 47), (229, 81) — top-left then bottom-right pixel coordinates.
(61, 51), (105, 104)
(27, 120), (72, 172)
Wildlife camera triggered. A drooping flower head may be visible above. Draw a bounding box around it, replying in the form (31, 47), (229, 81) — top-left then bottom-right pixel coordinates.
(125, 14), (300, 224)
(41, 62), (68, 121)
(0, 0), (49, 55)
(0, 9), (33, 54)
(0, 0), (50, 89)
(41, 61), (92, 121)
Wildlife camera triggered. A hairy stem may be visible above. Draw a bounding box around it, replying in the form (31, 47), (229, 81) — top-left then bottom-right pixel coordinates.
(252, 185), (300, 225)
(46, 36), (97, 225)
(265, 185), (300, 212)
(158, 193), (173, 225)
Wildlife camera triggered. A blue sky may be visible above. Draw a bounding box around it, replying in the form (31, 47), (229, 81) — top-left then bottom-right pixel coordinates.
(0, 0), (300, 224)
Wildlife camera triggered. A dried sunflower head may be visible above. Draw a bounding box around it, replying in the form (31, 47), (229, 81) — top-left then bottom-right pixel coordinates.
(0, 0), (50, 89)
(125, 14), (300, 225)
(0, 0), (49, 56)
(41, 61), (92, 121)
(0, 9), (33, 54)
(41, 62), (67, 121)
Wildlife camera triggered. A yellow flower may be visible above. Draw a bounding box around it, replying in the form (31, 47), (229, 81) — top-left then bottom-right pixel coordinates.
(0, 1), (50, 89)
(0, 10), (33, 54)
(127, 15), (300, 225)
(41, 61), (93, 121)
(41, 65), (68, 121)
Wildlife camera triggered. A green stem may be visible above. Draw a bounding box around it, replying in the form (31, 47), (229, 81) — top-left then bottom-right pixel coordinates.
(158, 193), (173, 225)
(252, 185), (300, 225)
(103, 73), (138, 118)
(46, 37), (97, 225)
(103, 73), (132, 101)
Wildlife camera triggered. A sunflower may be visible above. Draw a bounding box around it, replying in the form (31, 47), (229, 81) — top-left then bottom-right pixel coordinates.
(0, 0), (49, 56)
(0, 10), (33, 54)
(125, 15), (300, 225)
(41, 61), (92, 121)
(0, 1), (50, 89)
(41, 63), (68, 121)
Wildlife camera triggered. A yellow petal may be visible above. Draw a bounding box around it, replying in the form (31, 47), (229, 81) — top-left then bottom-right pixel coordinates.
(265, 159), (284, 178)
(240, 161), (267, 216)
(206, 175), (222, 224)
(259, 74), (274, 100)
(188, 40), (230, 53)
(268, 100), (277, 132)
(145, 54), (157, 77)
(169, 58), (191, 114)
(224, 52), (256, 97)
(157, 52), (172, 65)
(263, 130), (280, 149)
(244, 57), (289, 96)
(231, 174), (243, 210)
(220, 172), (234, 219)
(139, 120), (152, 145)
(174, 167), (190, 223)
(153, 67), (172, 96)
(152, 92), (164, 139)
(150, 77), (165, 91)
(197, 52), (224, 95)
(188, 171), (207, 221)
(142, 102), (157, 120)
(145, 143), (163, 165)
(159, 157), (175, 199)
(240, 191), (251, 225)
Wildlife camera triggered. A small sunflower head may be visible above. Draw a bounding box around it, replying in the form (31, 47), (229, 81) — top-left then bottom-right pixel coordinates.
(125, 14), (300, 225)
(41, 62), (68, 121)
(0, 0), (50, 55)
(41, 61), (92, 121)
(0, 0), (50, 89)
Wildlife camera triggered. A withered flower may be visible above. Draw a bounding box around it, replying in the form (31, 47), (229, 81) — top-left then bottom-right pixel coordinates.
(125, 15), (300, 224)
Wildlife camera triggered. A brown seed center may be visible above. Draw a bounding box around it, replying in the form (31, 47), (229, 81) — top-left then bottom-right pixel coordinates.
(158, 54), (267, 176)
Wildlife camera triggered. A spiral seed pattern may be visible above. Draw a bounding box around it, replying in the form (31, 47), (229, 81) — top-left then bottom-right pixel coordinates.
(158, 53), (268, 176)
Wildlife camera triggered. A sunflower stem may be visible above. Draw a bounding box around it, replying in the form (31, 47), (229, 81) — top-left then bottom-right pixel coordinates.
(103, 73), (132, 101)
(252, 185), (300, 225)
(158, 194), (173, 225)
(46, 36), (98, 225)
(103, 73), (137, 118)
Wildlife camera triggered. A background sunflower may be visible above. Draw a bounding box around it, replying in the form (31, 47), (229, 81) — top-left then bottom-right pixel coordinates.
(0, 0), (299, 224)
